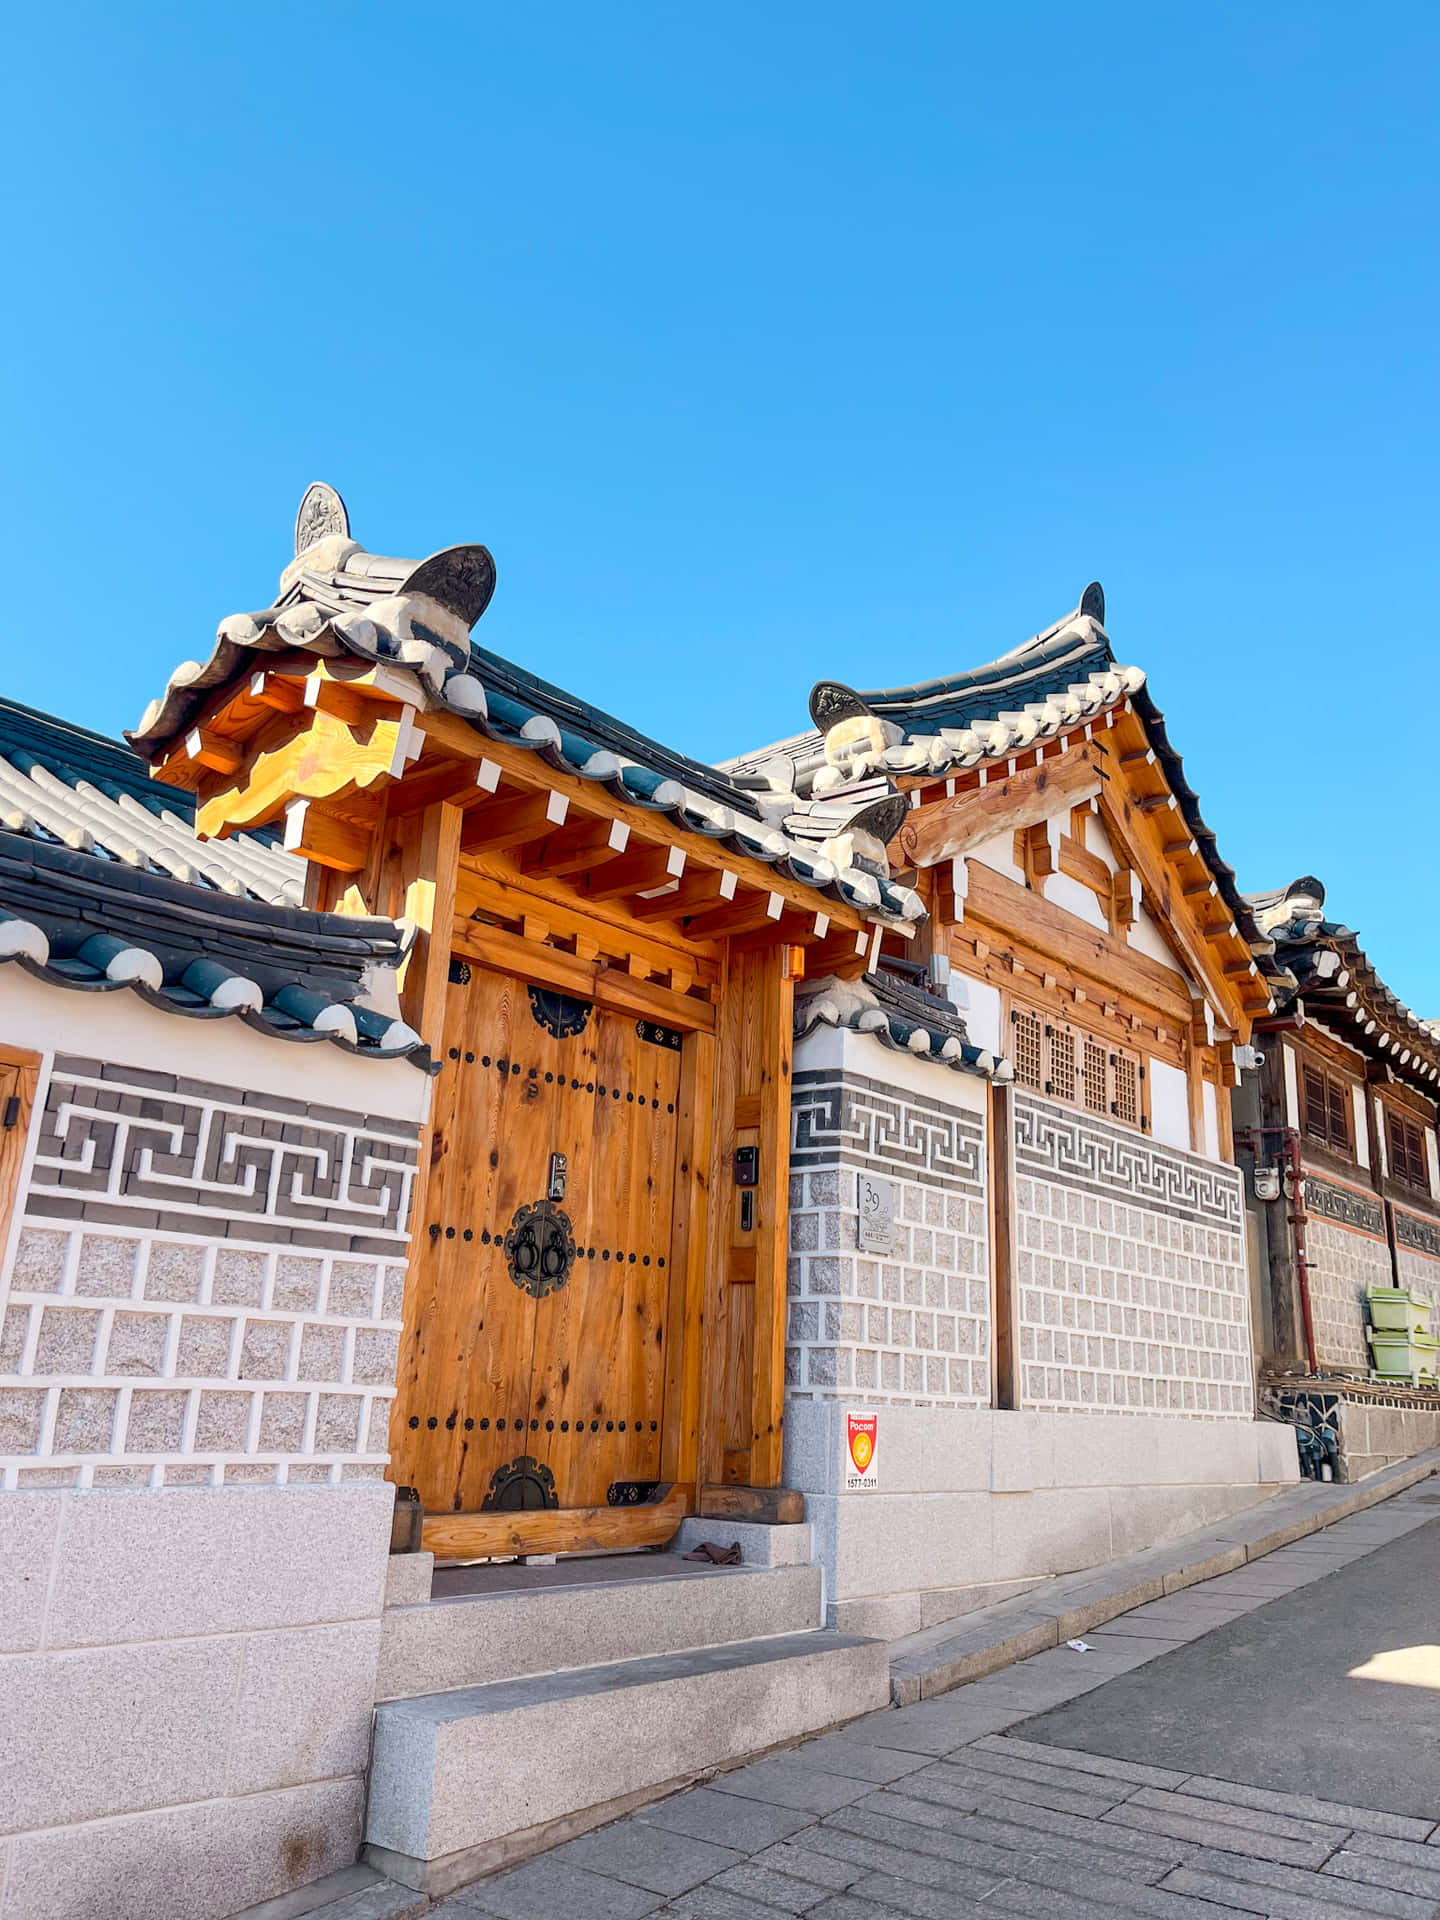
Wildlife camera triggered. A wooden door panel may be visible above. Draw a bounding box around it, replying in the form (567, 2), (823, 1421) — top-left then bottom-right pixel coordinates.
(392, 962), (684, 1523)
(528, 1012), (681, 1507)
(391, 968), (584, 1512)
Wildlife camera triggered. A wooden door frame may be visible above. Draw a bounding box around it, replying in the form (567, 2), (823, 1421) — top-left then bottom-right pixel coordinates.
(412, 947), (714, 1561)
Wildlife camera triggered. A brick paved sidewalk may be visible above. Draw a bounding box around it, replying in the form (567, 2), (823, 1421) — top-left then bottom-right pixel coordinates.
(433, 1481), (1440, 1919)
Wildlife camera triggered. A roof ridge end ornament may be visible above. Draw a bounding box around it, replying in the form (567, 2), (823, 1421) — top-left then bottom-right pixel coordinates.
(295, 482), (350, 557)
(1080, 581), (1105, 625)
(399, 545), (498, 629)
(808, 681), (874, 731)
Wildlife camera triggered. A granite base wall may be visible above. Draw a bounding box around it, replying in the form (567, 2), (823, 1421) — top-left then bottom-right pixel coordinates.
(0, 1482), (391, 1920)
(783, 1400), (1300, 1639)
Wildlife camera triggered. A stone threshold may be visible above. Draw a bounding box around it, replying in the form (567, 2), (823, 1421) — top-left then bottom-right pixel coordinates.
(886, 1445), (1440, 1706)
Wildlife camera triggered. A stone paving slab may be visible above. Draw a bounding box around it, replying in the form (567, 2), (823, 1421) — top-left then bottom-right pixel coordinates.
(889, 1448), (1440, 1705)
(410, 1465), (1440, 1920)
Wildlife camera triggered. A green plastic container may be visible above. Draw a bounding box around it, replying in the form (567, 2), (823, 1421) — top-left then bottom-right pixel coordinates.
(1366, 1287), (1433, 1334)
(1368, 1327), (1440, 1381)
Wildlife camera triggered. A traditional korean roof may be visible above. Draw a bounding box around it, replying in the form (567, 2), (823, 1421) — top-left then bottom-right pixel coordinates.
(0, 698), (302, 906)
(126, 484), (925, 931)
(726, 583), (1271, 974)
(0, 826), (433, 1068)
(795, 968), (1011, 1079)
(1248, 878), (1440, 1092)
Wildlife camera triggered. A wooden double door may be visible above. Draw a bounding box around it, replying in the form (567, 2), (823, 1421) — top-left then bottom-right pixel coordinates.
(391, 959), (684, 1516)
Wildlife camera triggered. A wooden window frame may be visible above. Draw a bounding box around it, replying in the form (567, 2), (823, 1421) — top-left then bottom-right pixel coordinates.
(1300, 1060), (1355, 1160)
(1008, 998), (1148, 1134)
(1384, 1103), (1430, 1194)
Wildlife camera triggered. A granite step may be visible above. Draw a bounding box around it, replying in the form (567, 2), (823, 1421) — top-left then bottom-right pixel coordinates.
(363, 1628), (890, 1896)
(376, 1559), (824, 1702)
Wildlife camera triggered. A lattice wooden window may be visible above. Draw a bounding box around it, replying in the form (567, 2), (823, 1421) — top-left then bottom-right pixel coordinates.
(1011, 1006), (1043, 1090)
(1047, 1023), (1077, 1103)
(1386, 1108), (1430, 1191)
(1113, 1051), (1140, 1127)
(1012, 1005), (1145, 1132)
(1301, 1063), (1353, 1156)
(1082, 1037), (1108, 1116)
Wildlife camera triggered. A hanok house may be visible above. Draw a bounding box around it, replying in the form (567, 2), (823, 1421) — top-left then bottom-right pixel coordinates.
(0, 695), (433, 1913)
(0, 484), (924, 1913)
(728, 582), (1300, 1639)
(1240, 876), (1440, 1478)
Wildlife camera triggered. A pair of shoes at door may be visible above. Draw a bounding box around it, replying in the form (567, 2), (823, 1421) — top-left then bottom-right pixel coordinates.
(681, 1540), (742, 1565)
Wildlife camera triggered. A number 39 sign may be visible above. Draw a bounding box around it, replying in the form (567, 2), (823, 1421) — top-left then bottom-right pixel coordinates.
(845, 1412), (879, 1491)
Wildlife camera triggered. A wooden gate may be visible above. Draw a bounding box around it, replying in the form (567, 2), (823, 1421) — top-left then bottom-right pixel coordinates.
(390, 958), (684, 1525)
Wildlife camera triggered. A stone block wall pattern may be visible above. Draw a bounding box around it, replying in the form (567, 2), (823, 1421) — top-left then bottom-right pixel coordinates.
(1301, 1175), (1392, 1371)
(0, 1482), (391, 1920)
(786, 1066), (989, 1406)
(0, 1055), (418, 1489)
(1013, 1094), (1252, 1417)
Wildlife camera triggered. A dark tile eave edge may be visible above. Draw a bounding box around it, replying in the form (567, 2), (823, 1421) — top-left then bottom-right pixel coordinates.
(0, 952), (437, 1074)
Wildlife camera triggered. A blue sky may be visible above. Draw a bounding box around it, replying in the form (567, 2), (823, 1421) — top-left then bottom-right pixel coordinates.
(2, 6), (1436, 1002)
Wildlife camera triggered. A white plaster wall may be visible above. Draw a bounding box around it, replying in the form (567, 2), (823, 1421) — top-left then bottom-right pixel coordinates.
(1149, 1057), (1191, 1152)
(1083, 812), (1116, 864)
(956, 974), (1003, 1057)
(0, 969), (430, 1128)
(1202, 1080), (1220, 1161)
(1283, 1043), (1300, 1129)
(1043, 870), (1108, 931)
(784, 1400), (1299, 1636)
(1353, 1086), (1371, 1168)
(967, 832), (1025, 886)
(0, 1482), (391, 1920)
(1128, 902), (1182, 973)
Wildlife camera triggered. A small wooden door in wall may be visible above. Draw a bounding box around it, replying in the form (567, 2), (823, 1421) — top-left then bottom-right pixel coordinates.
(389, 960), (682, 1516)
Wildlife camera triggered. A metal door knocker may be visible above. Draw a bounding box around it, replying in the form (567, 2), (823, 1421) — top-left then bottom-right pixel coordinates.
(504, 1199), (576, 1298)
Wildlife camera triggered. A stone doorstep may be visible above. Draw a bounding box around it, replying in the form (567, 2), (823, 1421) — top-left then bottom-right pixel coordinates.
(364, 1629), (891, 1893)
(375, 1559), (825, 1703)
(886, 1447), (1440, 1705)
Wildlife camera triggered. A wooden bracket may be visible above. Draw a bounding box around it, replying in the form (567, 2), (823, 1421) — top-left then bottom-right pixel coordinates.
(283, 798), (372, 873)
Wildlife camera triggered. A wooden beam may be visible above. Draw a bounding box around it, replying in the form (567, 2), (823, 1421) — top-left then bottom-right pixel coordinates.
(896, 744), (1104, 868)
(1095, 783), (1250, 1033)
(421, 1484), (692, 1561)
(417, 708), (871, 934)
(282, 798), (370, 872)
(697, 1484), (804, 1525)
(582, 843), (686, 903)
(731, 907), (830, 955)
(685, 890), (785, 943)
(519, 815), (629, 877)
(459, 789), (568, 854)
(629, 867), (738, 922)
(1058, 834), (1111, 899)
(248, 670), (306, 715)
(396, 801), (464, 1049)
(806, 927), (870, 978)
(451, 918), (717, 1031)
(384, 756), (503, 819)
(184, 728), (243, 777)
(963, 859), (1193, 1023)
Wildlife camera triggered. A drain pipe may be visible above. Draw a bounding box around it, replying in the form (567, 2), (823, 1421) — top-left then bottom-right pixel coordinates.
(1237, 1124), (1318, 1376)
